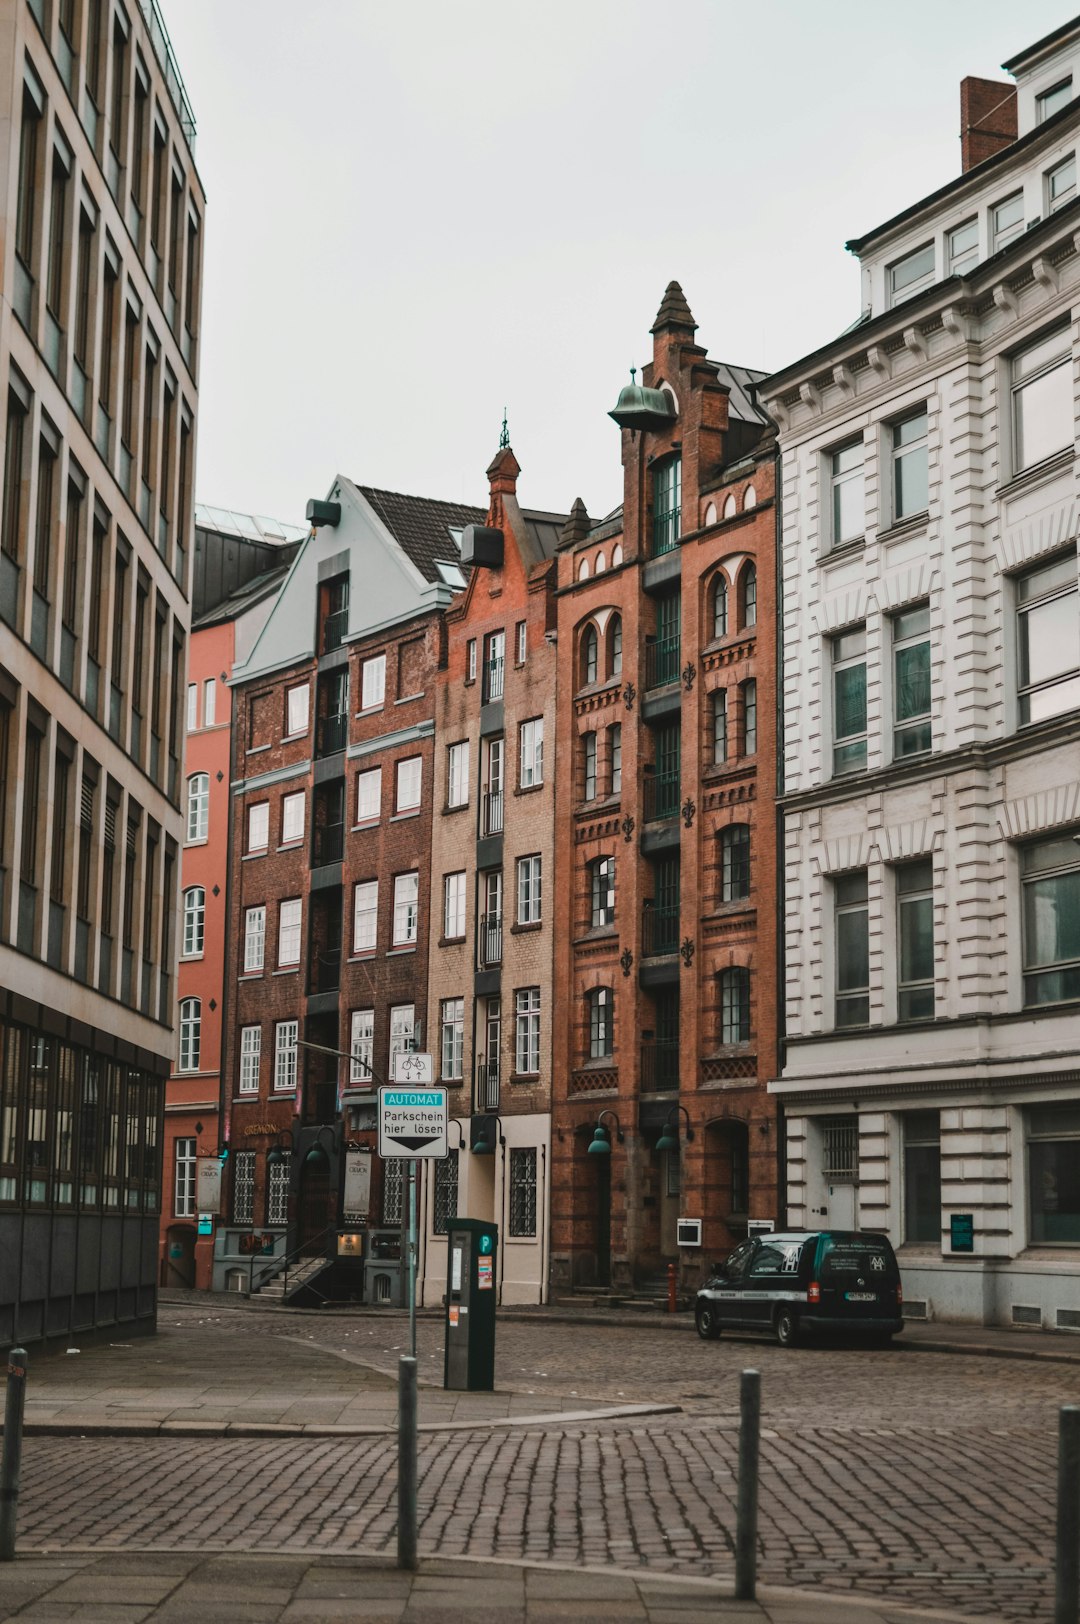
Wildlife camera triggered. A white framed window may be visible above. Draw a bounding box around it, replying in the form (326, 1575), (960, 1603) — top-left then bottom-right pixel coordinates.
(466, 639), (477, 682)
(893, 604), (932, 757)
(514, 986), (540, 1075)
(395, 756), (422, 813)
(356, 767), (381, 824)
(232, 1151), (255, 1224)
(203, 678), (216, 727)
(516, 619), (527, 664)
(1017, 550), (1080, 724)
(946, 217), (979, 277)
(992, 190), (1024, 253)
(267, 1160), (289, 1226)
(182, 885), (204, 957)
(588, 986), (614, 1058)
(1012, 326), (1072, 475)
(832, 628), (867, 775)
(897, 859), (935, 1022)
(519, 717), (543, 788)
(508, 1147), (537, 1238)
(1022, 837), (1080, 1007)
(440, 997), (464, 1080)
(591, 856), (615, 927)
(720, 966), (751, 1043)
(281, 790), (305, 845)
(277, 898), (302, 967)
(1047, 154), (1076, 213)
(447, 741), (470, 808)
(186, 683), (197, 731)
(186, 773), (208, 842)
(443, 870), (466, 939)
(243, 905), (265, 972)
(1037, 78), (1073, 122)
(247, 801), (269, 854)
(382, 1158), (405, 1225)
(829, 438), (864, 547)
(353, 879), (378, 954)
(834, 871), (870, 1029)
(273, 1020), (298, 1091)
(393, 871), (419, 946)
(361, 654), (386, 710)
(389, 1003), (415, 1068)
(516, 854), (541, 925)
(178, 998), (200, 1071)
(888, 241), (934, 306)
(286, 683), (309, 736)
(239, 1025), (261, 1093)
(350, 1007), (374, 1085)
(891, 407), (929, 521)
(174, 1137), (196, 1217)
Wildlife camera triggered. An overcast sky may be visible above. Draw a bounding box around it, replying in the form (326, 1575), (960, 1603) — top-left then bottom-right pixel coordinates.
(165, 1), (1070, 528)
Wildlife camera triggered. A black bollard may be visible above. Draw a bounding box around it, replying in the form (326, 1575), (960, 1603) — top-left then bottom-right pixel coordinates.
(735, 1368), (761, 1602)
(1058, 1405), (1080, 1624)
(0, 1347), (28, 1562)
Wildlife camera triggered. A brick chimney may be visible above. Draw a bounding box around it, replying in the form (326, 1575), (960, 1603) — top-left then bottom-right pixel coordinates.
(961, 76), (1018, 172)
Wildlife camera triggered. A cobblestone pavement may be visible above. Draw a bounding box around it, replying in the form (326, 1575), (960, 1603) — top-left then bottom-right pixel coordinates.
(12, 1304), (1071, 1622)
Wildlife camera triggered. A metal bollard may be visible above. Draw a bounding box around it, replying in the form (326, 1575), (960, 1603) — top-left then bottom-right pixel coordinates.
(1058, 1405), (1080, 1624)
(397, 1355), (418, 1573)
(667, 1262), (677, 1314)
(735, 1368), (761, 1602)
(0, 1347), (28, 1562)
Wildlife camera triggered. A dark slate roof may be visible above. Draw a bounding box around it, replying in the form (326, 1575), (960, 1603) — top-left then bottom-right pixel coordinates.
(517, 508), (566, 561)
(193, 561), (293, 631)
(651, 280), (697, 333)
(715, 362), (770, 425)
(357, 487), (485, 583)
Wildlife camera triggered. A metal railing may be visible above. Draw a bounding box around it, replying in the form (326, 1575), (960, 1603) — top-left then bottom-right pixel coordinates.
(478, 911), (503, 967)
(643, 771), (680, 822)
(640, 1040), (680, 1092)
(309, 945), (340, 994)
(313, 821), (344, 867)
(248, 1223), (334, 1301)
(652, 504), (680, 556)
(475, 1061), (500, 1112)
(484, 656), (504, 702)
(482, 789), (504, 836)
(645, 635), (681, 689)
(316, 712), (348, 757)
(642, 903), (679, 957)
(321, 607), (348, 655)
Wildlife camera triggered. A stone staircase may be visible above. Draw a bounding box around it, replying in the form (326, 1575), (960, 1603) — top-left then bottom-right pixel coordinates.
(252, 1254), (332, 1303)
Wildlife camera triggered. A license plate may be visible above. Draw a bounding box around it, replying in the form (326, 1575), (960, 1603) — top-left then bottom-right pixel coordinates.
(845, 1292), (876, 1302)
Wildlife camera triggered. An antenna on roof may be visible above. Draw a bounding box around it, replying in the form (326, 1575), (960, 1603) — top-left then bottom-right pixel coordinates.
(499, 408), (510, 450)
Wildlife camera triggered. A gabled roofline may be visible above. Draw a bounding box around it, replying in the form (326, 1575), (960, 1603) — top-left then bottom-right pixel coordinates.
(1002, 15), (1080, 73)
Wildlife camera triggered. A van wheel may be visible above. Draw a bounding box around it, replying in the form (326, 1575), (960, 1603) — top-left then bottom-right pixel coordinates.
(695, 1303), (721, 1340)
(775, 1308), (799, 1347)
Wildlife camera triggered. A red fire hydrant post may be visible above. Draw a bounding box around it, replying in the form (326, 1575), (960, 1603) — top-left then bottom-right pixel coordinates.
(667, 1262), (677, 1314)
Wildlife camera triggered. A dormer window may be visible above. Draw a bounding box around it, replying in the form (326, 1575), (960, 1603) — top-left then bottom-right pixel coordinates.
(888, 242), (934, 307)
(1037, 78), (1073, 123)
(435, 559), (466, 588)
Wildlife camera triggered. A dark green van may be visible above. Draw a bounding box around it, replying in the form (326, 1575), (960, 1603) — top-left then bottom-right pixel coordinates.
(695, 1230), (903, 1347)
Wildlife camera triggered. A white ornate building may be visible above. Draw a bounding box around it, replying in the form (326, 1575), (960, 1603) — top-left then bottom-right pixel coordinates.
(760, 18), (1080, 1328)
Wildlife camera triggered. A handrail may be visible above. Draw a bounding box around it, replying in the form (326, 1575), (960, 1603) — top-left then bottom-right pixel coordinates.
(248, 1223), (336, 1300)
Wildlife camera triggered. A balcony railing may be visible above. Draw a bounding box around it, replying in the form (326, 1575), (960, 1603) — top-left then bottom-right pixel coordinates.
(321, 607), (348, 655)
(484, 656), (504, 702)
(642, 902), (679, 957)
(482, 789), (504, 836)
(643, 771), (680, 823)
(478, 911), (503, 968)
(316, 712), (348, 757)
(309, 946), (341, 995)
(313, 821), (344, 867)
(640, 1040), (680, 1093)
(475, 1060), (500, 1112)
(652, 504), (680, 557)
(645, 635), (680, 689)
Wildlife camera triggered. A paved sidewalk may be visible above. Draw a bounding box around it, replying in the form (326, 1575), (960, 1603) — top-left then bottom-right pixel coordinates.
(0, 1550), (990, 1623)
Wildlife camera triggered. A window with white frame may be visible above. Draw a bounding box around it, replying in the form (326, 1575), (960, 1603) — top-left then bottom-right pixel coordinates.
(466, 639), (477, 682)
(174, 1136), (195, 1216)
(186, 773), (208, 841)
(591, 856), (615, 927)
(508, 1147), (537, 1237)
(203, 678), (216, 728)
(392, 872), (419, 945)
(832, 628), (867, 774)
(247, 801), (269, 854)
(286, 683), (309, 736)
(897, 859), (935, 1021)
(243, 904), (265, 972)
(1047, 154), (1076, 212)
(888, 241), (934, 306)
(1021, 836), (1080, 1006)
(1027, 1103), (1080, 1243)
(610, 723), (622, 794)
(239, 1025), (261, 1093)
(350, 1007), (374, 1085)
(829, 438), (865, 547)
(516, 619), (527, 664)
(395, 756), (421, 813)
(178, 997), (200, 1070)
(891, 407), (928, 521)
(519, 718), (543, 787)
(720, 966), (751, 1044)
(186, 683), (197, 731)
(834, 871), (870, 1028)
(277, 898), (301, 966)
(440, 997), (464, 1080)
(182, 885), (204, 957)
(1016, 551), (1080, 724)
(516, 854), (541, 924)
(892, 604), (932, 757)
(992, 190), (1024, 252)
(443, 870), (466, 939)
(434, 1151), (459, 1235)
(588, 986), (613, 1058)
(1012, 327), (1072, 475)
(515, 987), (540, 1074)
(353, 880), (378, 954)
(267, 1159), (289, 1226)
(356, 767), (380, 824)
(1038, 78), (1073, 122)
(389, 1004), (415, 1067)
(946, 217), (979, 277)
(447, 741), (469, 808)
(281, 790), (305, 845)
(273, 1020), (298, 1091)
(232, 1151), (254, 1224)
(361, 654), (386, 710)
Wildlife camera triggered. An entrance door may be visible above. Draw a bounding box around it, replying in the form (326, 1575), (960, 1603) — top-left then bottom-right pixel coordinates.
(299, 1156), (331, 1252)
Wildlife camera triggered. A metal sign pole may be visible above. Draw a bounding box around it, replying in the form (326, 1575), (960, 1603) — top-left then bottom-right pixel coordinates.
(408, 1161), (418, 1360)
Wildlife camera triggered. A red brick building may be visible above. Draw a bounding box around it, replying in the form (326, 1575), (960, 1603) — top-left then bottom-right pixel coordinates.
(551, 284), (780, 1296)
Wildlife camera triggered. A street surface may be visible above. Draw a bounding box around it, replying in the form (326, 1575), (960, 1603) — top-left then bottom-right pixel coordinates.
(13, 1302), (1071, 1622)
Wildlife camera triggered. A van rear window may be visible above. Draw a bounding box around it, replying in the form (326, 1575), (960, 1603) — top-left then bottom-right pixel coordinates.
(819, 1236), (896, 1281)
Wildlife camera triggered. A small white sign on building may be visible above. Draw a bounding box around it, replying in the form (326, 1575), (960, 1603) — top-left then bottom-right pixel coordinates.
(196, 1158), (222, 1215)
(391, 1051), (434, 1084)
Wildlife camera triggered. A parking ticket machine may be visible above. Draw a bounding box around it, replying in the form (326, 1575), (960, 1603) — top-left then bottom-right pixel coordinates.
(443, 1217), (498, 1391)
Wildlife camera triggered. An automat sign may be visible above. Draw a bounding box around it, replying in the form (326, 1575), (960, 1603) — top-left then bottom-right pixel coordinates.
(377, 1082), (448, 1159)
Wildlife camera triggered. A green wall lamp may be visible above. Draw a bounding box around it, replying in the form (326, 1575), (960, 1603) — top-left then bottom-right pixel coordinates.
(655, 1104), (695, 1155)
(588, 1109), (625, 1156)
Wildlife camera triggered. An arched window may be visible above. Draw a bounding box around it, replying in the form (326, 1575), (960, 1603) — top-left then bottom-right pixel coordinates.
(720, 825), (750, 901)
(609, 614), (623, 677)
(741, 679), (757, 756)
(178, 998), (201, 1071)
(720, 967), (750, 1044)
(722, 493), (737, 520)
(704, 502), (717, 527)
(743, 484), (757, 511)
(581, 624), (598, 686)
(595, 550), (606, 573)
(587, 986), (614, 1058)
(712, 573), (728, 640)
(182, 886), (205, 957)
(186, 773), (209, 842)
(740, 563), (757, 629)
(577, 557), (590, 580)
(612, 543), (623, 567)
